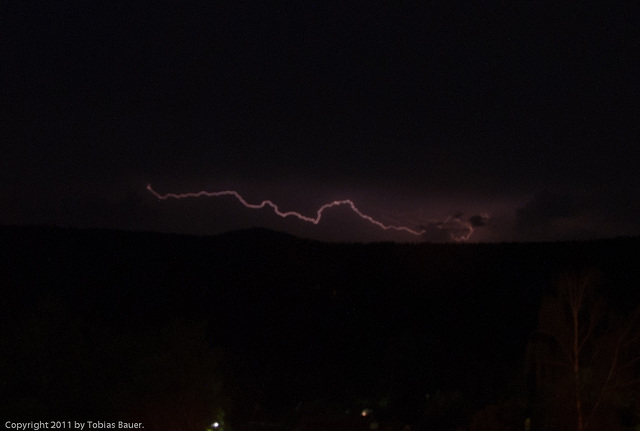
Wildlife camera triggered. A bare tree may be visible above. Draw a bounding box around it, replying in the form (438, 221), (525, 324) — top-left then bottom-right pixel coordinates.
(528, 270), (640, 431)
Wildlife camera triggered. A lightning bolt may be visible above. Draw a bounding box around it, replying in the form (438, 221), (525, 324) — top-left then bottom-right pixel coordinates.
(146, 184), (426, 236)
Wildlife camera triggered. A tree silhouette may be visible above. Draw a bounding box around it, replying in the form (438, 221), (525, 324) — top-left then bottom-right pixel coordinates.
(527, 270), (640, 431)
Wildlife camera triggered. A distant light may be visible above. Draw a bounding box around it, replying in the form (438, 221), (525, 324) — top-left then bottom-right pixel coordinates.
(212, 422), (219, 428)
(361, 408), (373, 417)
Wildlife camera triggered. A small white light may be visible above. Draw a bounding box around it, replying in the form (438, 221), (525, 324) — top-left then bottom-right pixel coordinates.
(212, 422), (219, 428)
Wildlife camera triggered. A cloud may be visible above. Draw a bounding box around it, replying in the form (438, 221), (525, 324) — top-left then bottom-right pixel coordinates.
(417, 223), (453, 242)
(516, 191), (579, 224)
(514, 188), (640, 241)
(419, 212), (491, 242)
(515, 190), (587, 241)
(468, 214), (490, 227)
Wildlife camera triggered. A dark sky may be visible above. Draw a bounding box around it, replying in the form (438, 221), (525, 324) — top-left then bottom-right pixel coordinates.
(3, 2), (639, 242)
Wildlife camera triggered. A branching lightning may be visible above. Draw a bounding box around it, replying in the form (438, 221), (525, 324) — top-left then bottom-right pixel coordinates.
(146, 184), (485, 241)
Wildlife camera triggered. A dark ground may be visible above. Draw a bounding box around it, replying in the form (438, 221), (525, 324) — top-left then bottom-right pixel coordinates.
(2, 226), (640, 430)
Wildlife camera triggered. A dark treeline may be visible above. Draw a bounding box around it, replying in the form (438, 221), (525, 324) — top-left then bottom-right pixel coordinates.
(2, 226), (640, 430)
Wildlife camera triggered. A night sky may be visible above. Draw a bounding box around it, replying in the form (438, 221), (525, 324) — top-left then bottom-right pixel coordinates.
(3, 2), (639, 242)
